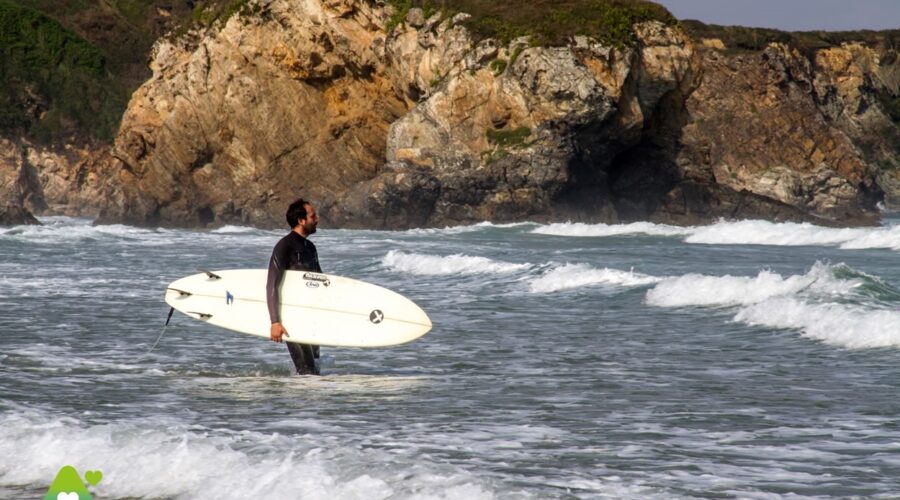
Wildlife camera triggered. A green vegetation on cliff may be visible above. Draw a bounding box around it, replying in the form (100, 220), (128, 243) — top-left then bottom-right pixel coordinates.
(15, 0), (158, 27)
(482, 125), (533, 164)
(682, 20), (900, 55)
(13, 0), (196, 77)
(387, 0), (677, 46)
(1, 0), (244, 144)
(0, 0), (126, 142)
(486, 126), (532, 148)
(181, 0), (262, 36)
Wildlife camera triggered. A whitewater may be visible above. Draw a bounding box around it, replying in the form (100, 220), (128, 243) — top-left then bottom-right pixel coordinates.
(3, 216), (900, 498)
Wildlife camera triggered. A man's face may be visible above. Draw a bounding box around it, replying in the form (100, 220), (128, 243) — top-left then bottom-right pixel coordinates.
(299, 203), (318, 235)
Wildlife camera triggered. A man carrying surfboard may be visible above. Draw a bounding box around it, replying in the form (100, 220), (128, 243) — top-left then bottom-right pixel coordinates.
(266, 199), (322, 375)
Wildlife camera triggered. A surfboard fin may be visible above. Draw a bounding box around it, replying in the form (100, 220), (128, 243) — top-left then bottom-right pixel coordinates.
(198, 268), (222, 280)
(167, 287), (192, 297)
(187, 311), (213, 320)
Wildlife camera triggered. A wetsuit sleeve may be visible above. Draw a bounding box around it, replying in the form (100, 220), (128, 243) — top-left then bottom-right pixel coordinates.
(313, 246), (322, 273)
(266, 239), (289, 323)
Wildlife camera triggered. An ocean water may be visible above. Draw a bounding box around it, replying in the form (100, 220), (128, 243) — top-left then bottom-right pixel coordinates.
(3, 216), (900, 499)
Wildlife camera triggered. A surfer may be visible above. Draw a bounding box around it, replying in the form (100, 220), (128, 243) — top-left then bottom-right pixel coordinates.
(266, 199), (322, 375)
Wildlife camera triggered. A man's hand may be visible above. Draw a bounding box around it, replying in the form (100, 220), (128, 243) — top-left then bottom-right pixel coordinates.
(270, 322), (289, 343)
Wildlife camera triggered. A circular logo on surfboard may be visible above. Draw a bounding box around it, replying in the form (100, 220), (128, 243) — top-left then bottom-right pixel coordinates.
(369, 309), (384, 324)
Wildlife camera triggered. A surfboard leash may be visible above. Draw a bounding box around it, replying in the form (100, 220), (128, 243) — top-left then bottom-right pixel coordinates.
(144, 307), (176, 356)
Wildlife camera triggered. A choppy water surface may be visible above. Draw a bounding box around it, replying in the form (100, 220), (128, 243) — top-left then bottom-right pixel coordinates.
(3, 216), (900, 499)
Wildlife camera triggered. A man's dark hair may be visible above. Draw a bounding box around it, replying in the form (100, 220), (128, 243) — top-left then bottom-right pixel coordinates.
(286, 199), (310, 228)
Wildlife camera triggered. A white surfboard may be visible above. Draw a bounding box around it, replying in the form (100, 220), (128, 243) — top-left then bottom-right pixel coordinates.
(164, 270), (432, 347)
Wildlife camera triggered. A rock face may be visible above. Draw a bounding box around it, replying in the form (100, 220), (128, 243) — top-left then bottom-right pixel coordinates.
(333, 20), (700, 227)
(97, 0), (408, 227)
(0, 139), (40, 225)
(98, 1), (708, 228)
(671, 42), (899, 225)
(0, 139), (35, 225)
(0, 138), (118, 225)
(814, 43), (900, 207)
(2, 0), (898, 229)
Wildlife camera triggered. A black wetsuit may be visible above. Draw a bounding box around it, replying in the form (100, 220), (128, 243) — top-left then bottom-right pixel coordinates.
(266, 231), (322, 375)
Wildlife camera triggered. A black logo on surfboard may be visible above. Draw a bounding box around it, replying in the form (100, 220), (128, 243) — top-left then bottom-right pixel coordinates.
(303, 272), (331, 287)
(369, 309), (384, 324)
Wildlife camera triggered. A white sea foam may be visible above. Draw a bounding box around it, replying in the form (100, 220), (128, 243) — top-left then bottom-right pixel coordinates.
(0, 410), (498, 500)
(645, 262), (900, 349)
(645, 262), (860, 308)
(381, 251), (660, 294)
(0, 217), (177, 248)
(531, 219), (900, 251)
(736, 298), (900, 349)
(532, 221), (689, 238)
(0, 216), (281, 249)
(210, 225), (265, 234)
(684, 220), (873, 247)
(404, 221), (538, 235)
(4, 222), (151, 239)
(838, 224), (900, 250)
(0, 276), (137, 299)
(528, 263), (661, 293)
(4, 344), (153, 374)
(381, 250), (531, 275)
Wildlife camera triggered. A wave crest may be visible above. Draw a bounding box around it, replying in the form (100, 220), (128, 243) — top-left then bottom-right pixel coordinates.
(531, 219), (900, 251)
(0, 409), (495, 500)
(736, 298), (900, 348)
(645, 262), (859, 308)
(532, 222), (689, 238)
(646, 262), (900, 349)
(528, 264), (661, 293)
(381, 250), (531, 275)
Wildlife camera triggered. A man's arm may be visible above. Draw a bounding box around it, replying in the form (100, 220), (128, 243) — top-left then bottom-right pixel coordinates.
(266, 240), (290, 342)
(311, 242), (323, 273)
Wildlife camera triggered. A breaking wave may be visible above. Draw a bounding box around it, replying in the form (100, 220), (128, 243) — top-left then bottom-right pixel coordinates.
(532, 222), (690, 238)
(532, 219), (900, 251)
(403, 222), (539, 236)
(645, 262), (860, 308)
(0, 409), (497, 500)
(528, 264), (662, 293)
(646, 262), (900, 348)
(735, 298), (900, 349)
(381, 251), (659, 295)
(381, 251), (531, 275)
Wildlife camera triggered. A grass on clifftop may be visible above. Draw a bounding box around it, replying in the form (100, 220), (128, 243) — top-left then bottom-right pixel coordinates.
(0, 0), (127, 143)
(682, 20), (900, 55)
(180, 0), (262, 36)
(1, 0), (244, 144)
(387, 0), (677, 47)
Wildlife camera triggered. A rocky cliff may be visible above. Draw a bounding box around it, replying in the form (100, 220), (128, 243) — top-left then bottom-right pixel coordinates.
(3, 0), (899, 228)
(670, 40), (899, 225)
(0, 138), (39, 225)
(98, 0), (705, 228)
(331, 13), (702, 227)
(94, 0), (409, 227)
